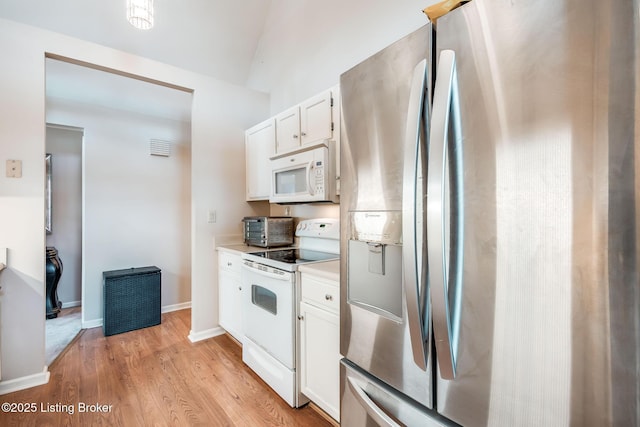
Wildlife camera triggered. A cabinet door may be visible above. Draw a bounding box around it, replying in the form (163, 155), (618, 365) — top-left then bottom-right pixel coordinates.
(245, 119), (275, 200)
(299, 301), (340, 421)
(275, 106), (301, 154)
(219, 270), (237, 334)
(219, 254), (244, 343)
(300, 90), (333, 146)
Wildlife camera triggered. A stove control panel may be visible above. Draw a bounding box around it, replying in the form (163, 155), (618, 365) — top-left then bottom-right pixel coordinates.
(296, 218), (340, 240)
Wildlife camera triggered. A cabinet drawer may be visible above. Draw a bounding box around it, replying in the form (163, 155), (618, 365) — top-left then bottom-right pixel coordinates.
(301, 273), (339, 313)
(218, 251), (242, 274)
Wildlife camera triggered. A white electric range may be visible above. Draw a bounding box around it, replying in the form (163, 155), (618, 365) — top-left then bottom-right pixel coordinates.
(240, 218), (339, 407)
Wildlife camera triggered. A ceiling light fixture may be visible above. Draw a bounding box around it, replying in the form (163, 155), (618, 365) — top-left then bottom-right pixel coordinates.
(127, 0), (154, 30)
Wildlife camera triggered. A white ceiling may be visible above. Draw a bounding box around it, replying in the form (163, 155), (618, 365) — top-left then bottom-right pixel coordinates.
(1, 0), (272, 122)
(0, 0), (272, 86)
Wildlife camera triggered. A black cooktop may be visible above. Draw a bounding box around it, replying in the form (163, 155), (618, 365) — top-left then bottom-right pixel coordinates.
(248, 248), (338, 265)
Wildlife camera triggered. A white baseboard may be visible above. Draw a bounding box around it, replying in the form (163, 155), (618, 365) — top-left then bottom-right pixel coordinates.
(61, 300), (81, 308)
(82, 318), (103, 329)
(81, 302), (192, 329)
(0, 367), (50, 395)
(188, 327), (225, 343)
(161, 301), (191, 313)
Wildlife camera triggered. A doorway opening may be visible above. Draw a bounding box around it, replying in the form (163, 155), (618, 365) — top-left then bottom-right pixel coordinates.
(44, 56), (193, 364)
(45, 124), (84, 365)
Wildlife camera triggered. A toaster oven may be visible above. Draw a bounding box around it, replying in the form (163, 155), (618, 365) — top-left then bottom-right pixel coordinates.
(242, 216), (294, 248)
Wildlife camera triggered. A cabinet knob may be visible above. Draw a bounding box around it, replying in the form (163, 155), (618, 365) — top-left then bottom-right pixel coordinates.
(297, 315), (304, 320)
(227, 262), (232, 267)
(293, 134), (299, 139)
(301, 132), (307, 137)
(238, 286), (242, 291)
(325, 294), (333, 301)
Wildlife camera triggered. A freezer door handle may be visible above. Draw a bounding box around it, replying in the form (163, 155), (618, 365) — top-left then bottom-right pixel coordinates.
(347, 375), (403, 427)
(427, 49), (464, 380)
(402, 58), (429, 371)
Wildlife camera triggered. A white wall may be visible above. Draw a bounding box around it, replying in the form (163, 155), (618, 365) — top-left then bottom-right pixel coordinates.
(250, 0), (439, 222)
(0, 18), (269, 390)
(247, 0), (438, 113)
(0, 0), (439, 391)
(45, 126), (83, 307)
(47, 97), (192, 325)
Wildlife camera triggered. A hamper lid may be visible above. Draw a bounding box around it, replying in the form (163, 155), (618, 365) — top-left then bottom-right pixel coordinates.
(103, 266), (160, 279)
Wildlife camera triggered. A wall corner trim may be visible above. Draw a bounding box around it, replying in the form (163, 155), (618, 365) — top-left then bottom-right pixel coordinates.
(188, 327), (225, 343)
(0, 367), (50, 395)
(161, 302), (192, 313)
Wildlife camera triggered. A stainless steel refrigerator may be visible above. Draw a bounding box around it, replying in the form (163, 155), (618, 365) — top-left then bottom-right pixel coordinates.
(339, 1), (639, 426)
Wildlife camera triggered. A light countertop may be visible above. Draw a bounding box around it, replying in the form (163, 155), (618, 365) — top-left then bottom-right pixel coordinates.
(299, 259), (340, 283)
(218, 244), (341, 282)
(216, 244), (264, 255)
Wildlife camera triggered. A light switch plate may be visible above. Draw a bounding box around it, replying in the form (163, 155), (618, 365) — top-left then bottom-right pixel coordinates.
(6, 160), (22, 178)
(208, 210), (217, 223)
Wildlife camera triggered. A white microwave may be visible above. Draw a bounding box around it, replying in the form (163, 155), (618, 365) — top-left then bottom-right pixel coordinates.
(270, 142), (338, 204)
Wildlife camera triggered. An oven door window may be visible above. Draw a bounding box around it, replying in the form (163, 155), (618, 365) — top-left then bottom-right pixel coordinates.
(252, 285), (277, 315)
(275, 167), (307, 194)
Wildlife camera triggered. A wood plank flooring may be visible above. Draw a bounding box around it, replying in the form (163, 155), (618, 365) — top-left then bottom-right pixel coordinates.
(0, 309), (333, 426)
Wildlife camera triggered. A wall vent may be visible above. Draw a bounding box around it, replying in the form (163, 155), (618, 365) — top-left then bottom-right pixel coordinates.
(149, 139), (171, 157)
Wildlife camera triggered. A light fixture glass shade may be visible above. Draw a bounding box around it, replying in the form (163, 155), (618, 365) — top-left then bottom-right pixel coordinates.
(127, 0), (154, 30)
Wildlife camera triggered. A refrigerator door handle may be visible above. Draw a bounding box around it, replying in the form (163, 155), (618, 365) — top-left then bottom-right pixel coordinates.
(427, 49), (464, 380)
(347, 376), (403, 427)
(402, 58), (429, 371)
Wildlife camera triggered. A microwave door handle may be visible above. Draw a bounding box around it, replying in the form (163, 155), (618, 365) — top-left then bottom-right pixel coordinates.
(402, 58), (429, 371)
(427, 49), (464, 380)
(307, 160), (315, 195)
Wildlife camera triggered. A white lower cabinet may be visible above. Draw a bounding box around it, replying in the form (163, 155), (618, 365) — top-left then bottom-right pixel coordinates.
(299, 270), (340, 421)
(218, 250), (244, 343)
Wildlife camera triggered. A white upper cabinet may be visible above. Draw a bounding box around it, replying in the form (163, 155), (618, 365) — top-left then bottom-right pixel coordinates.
(274, 87), (339, 156)
(245, 118), (275, 201)
(300, 90), (333, 146)
(275, 106), (301, 153)
(245, 85), (341, 202)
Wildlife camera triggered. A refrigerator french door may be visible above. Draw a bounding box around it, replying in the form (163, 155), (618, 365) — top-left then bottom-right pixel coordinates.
(340, 22), (437, 425)
(340, 1), (639, 426)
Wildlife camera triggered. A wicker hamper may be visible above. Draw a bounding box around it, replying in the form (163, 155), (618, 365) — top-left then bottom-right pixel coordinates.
(103, 266), (161, 336)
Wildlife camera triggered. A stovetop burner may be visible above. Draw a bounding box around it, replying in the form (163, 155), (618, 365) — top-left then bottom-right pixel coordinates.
(248, 248), (339, 265)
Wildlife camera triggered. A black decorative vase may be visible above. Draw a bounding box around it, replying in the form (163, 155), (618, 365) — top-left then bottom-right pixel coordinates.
(45, 246), (63, 319)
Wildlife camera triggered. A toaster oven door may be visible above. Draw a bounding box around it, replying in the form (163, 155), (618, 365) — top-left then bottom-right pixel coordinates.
(244, 217), (268, 246)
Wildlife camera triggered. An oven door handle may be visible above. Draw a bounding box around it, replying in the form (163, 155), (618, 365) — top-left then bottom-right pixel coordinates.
(242, 261), (291, 281)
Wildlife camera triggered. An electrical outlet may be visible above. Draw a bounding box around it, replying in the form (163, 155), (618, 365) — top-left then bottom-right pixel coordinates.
(6, 159), (22, 178)
(284, 206), (291, 216)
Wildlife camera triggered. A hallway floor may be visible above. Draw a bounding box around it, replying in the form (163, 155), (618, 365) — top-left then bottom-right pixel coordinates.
(45, 306), (81, 366)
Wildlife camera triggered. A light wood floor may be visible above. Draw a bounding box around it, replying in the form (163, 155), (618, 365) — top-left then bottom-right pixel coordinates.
(0, 309), (333, 426)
